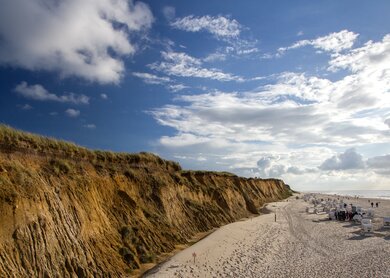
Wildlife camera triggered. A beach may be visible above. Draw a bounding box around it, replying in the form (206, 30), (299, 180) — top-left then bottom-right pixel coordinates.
(144, 194), (390, 278)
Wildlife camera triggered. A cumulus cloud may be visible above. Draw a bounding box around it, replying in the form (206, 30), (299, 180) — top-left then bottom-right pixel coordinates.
(278, 30), (358, 55)
(171, 15), (241, 38)
(254, 156), (286, 178)
(328, 34), (390, 72)
(149, 51), (243, 81)
(15, 82), (89, 104)
(149, 33), (390, 189)
(328, 34), (390, 112)
(0, 0), (153, 84)
(319, 148), (365, 171)
(65, 108), (80, 118)
(100, 93), (108, 100)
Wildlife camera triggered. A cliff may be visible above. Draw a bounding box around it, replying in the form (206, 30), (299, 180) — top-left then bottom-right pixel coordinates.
(0, 125), (292, 277)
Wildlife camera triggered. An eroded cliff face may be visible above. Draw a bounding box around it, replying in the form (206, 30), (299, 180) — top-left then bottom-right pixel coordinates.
(0, 126), (292, 277)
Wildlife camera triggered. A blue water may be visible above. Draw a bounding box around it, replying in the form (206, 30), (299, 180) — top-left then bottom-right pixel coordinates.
(312, 190), (390, 200)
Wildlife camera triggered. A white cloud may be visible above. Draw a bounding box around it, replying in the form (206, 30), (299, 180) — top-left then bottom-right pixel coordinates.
(159, 133), (212, 147)
(278, 30), (359, 55)
(328, 34), (390, 72)
(149, 51), (244, 81)
(65, 108), (80, 117)
(100, 93), (108, 100)
(203, 52), (227, 62)
(15, 82), (89, 104)
(167, 84), (189, 92)
(171, 15), (241, 38)
(170, 14), (258, 58)
(150, 34), (390, 190)
(0, 0), (153, 84)
(132, 72), (171, 84)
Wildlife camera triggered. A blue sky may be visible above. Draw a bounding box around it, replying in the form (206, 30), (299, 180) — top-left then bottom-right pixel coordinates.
(1, 0), (390, 190)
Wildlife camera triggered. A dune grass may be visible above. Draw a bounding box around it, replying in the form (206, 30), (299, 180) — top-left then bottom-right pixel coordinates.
(0, 124), (181, 171)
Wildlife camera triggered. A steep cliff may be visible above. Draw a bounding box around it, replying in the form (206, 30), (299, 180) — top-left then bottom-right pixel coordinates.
(0, 125), (292, 277)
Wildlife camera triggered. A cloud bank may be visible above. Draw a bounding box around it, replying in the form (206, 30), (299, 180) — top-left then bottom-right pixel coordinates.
(0, 0), (153, 84)
(150, 32), (390, 190)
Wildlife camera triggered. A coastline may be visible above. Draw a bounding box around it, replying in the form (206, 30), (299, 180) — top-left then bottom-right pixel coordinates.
(307, 190), (390, 200)
(144, 193), (390, 277)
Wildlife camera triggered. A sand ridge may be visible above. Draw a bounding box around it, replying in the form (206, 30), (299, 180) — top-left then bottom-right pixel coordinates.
(145, 194), (390, 277)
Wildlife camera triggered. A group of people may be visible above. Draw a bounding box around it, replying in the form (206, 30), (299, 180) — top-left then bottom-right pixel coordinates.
(368, 200), (380, 208)
(334, 206), (358, 221)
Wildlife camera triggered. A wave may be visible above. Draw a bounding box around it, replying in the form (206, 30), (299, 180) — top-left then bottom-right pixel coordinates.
(312, 190), (390, 200)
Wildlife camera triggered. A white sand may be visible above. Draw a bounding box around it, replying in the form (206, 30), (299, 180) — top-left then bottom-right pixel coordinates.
(144, 194), (390, 278)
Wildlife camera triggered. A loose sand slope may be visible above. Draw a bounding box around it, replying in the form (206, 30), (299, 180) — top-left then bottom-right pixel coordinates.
(146, 195), (390, 278)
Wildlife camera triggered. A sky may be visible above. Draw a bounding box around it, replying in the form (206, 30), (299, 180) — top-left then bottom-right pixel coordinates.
(0, 0), (390, 191)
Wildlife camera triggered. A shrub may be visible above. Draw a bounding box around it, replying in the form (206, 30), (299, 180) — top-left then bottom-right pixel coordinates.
(49, 159), (71, 175)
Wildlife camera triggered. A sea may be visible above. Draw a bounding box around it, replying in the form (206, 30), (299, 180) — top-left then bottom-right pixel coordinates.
(311, 190), (390, 200)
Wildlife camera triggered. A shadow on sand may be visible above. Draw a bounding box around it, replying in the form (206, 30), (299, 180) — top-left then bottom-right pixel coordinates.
(348, 235), (368, 240)
(342, 223), (360, 228)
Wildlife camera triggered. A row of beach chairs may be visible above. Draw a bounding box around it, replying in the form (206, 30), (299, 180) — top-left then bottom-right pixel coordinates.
(303, 194), (390, 236)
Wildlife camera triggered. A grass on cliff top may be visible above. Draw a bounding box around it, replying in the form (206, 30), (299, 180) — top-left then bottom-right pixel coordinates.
(181, 170), (237, 177)
(0, 124), (181, 170)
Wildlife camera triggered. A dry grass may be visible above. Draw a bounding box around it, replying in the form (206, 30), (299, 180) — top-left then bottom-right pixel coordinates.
(0, 124), (181, 171)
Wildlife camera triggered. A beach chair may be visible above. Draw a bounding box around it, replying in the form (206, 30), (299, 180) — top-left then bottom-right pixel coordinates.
(383, 217), (390, 228)
(352, 214), (362, 223)
(328, 210), (336, 220)
(366, 209), (375, 218)
(361, 219), (373, 235)
(307, 207), (315, 214)
(314, 206), (324, 214)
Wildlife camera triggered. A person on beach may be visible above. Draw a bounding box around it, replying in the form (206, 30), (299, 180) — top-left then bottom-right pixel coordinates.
(371, 202), (374, 208)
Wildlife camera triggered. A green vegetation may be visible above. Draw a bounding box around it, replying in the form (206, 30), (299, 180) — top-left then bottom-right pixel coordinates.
(48, 159), (72, 175)
(181, 170), (237, 177)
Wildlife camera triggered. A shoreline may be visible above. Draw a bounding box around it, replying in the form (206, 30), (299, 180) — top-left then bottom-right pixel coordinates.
(304, 190), (390, 200)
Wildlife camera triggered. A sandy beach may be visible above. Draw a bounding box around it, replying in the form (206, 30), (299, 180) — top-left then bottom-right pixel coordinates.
(144, 194), (390, 278)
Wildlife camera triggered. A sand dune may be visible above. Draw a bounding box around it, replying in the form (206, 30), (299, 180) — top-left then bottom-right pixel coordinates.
(145, 194), (390, 277)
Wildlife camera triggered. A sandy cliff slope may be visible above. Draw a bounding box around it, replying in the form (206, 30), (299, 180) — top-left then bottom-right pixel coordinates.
(0, 125), (292, 277)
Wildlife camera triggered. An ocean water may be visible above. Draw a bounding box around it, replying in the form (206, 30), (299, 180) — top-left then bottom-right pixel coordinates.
(313, 190), (390, 200)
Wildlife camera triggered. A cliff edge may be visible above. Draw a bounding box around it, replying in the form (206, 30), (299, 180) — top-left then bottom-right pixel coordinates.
(0, 125), (292, 277)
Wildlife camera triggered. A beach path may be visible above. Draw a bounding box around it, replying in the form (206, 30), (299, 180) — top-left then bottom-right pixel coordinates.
(144, 195), (390, 278)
